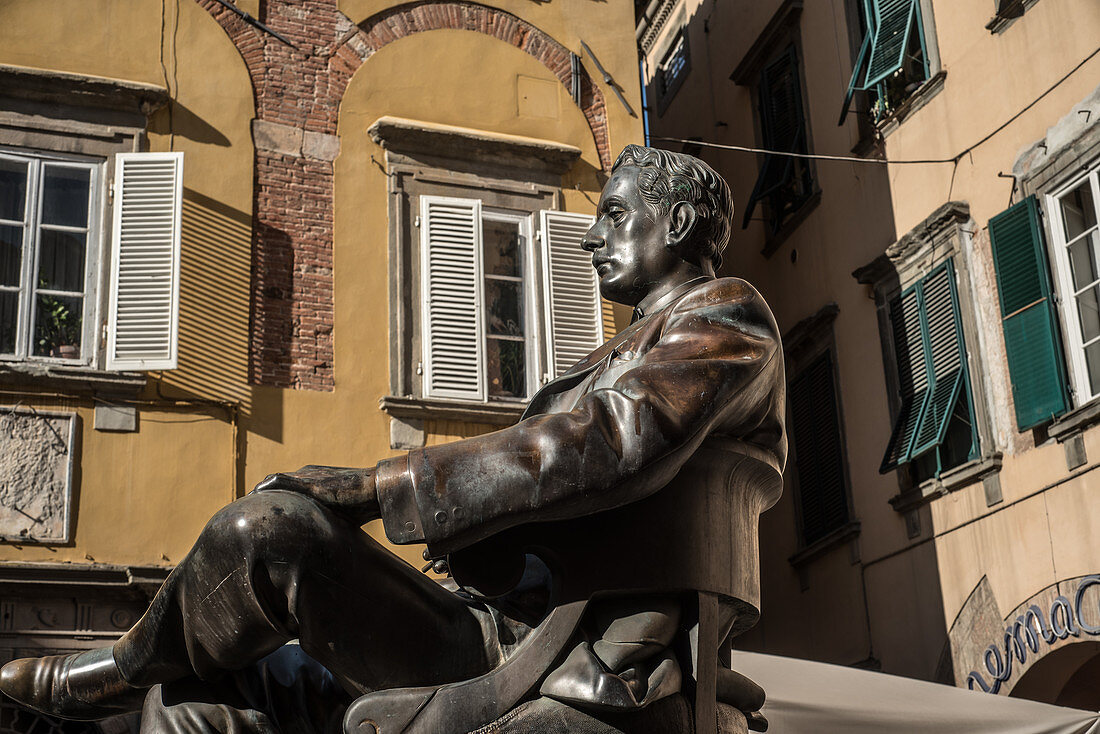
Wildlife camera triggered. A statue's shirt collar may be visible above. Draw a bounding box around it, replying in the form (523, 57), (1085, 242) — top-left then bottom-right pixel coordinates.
(630, 276), (714, 324)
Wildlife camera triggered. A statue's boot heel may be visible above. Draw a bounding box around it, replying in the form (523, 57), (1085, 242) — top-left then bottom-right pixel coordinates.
(0, 647), (148, 721)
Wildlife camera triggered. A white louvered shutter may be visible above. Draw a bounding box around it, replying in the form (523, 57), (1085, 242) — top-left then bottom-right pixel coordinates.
(420, 196), (485, 401)
(106, 152), (183, 371)
(540, 210), (601, 379)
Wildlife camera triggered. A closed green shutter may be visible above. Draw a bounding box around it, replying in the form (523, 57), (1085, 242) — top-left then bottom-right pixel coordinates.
(742, 46), (805, 229)
(881, 260), (977, 473)
(989, 196), (1069, 430)
(789, 350), (850, 545)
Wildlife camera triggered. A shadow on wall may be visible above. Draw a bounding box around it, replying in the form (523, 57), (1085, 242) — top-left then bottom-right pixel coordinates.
(149, 101), (231, 147)
(156, 188), (284, 444)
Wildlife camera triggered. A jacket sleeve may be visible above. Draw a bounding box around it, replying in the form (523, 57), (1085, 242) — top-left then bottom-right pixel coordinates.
(376, 278), (783, 553)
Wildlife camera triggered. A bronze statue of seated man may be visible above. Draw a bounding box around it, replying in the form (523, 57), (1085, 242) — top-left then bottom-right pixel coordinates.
(0, 145), (785, 734)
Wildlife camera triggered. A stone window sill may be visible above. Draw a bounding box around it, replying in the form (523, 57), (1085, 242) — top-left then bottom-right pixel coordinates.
(788, 520), (861, 568)
(0, 361), (146, 396)
(889, 452), (1003, 513)
(1048, 399), (1100, 443)
(877, 70), (947, 138)
(380, 395), (526, 426)
(985, 0), (1041, 34)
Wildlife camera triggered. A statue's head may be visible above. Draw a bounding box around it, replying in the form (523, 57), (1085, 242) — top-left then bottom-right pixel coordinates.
(583, 144), (734, 306)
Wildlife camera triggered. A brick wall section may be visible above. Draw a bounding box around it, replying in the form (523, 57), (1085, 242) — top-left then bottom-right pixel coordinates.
(336, 2), (612, 169)
(197, 0), (611, 390)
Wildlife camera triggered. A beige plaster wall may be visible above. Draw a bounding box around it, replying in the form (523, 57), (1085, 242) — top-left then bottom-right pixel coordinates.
(879, 0), (1100, 643)
(645, 0), (937, 673)
(0, 0), (253, 565)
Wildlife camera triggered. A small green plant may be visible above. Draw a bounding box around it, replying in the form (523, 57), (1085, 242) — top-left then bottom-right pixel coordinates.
(37, 291), (81, 357)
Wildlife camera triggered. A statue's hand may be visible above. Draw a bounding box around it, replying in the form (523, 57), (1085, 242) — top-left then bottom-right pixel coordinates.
(254, 465), (380, 524)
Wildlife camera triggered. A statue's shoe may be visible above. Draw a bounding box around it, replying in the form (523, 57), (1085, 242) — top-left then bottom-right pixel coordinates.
(0, 647), (148, 721)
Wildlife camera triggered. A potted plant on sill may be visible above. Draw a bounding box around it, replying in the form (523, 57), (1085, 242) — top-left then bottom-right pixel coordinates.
(38, 292), (81, 359)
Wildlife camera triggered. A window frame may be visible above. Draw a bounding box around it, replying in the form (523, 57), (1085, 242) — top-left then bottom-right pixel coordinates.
(781, 303), (859, 560)
(880, 259), (981, 479)
(655, 27), (691, 115)
(839, 0), (943, 128)
(0, 147), (105, 366)
(419, 196), (543, 404)
(1045, 161), (1100, 406)
(744, 42), (818, 246)
(854, 202), (1001, 511)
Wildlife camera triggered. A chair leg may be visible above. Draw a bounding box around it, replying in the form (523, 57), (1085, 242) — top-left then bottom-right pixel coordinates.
(693, 591), (720, 734)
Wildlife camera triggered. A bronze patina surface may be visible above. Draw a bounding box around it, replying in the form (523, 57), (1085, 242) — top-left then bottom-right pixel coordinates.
(0, 145), (785, 734)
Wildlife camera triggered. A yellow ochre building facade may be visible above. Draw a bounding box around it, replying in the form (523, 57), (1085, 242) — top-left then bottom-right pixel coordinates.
(0, 4), (641, 727)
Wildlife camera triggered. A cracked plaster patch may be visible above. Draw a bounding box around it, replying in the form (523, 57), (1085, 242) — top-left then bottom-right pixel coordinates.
(0, 411), (75, 543)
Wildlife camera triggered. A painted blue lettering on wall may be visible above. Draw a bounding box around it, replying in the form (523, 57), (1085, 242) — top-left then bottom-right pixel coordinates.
(967, 576), (1100, 694)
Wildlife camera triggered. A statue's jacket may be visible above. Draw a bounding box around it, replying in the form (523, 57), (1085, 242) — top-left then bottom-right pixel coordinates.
(374, 276), (787, 710)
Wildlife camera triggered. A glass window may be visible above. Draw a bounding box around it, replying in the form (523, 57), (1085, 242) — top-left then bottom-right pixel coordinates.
(418, 195), (599, 405)
(0, 152), (97, 362)
(482, 214), (529, 399)
(1049, 167), (1100, 402)
(656, 29), (690, 112)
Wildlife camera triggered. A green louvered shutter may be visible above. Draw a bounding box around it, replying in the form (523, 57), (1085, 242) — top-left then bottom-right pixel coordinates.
(864, 0), (919, 88)
(789, 351), (850, 545)
(881, 261), (975, 472)
(908, 263), (966, 458)
(838, 31), (872, 125)
(743, 47), (804, 228)
(881, 286), (930, 471)
(989, 196), (1069, 430)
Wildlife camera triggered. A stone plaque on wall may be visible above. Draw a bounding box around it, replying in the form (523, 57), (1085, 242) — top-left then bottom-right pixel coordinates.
(0, 409), (76, 543)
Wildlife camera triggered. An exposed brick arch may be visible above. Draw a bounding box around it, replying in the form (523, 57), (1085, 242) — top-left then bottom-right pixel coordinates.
(194, 0), (609, 391)
(332, 3), (611, 170)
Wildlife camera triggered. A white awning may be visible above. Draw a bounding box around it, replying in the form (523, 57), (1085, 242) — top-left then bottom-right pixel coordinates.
(733, 651), (1100, 734)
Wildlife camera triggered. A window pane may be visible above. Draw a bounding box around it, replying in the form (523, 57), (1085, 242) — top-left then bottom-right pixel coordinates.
(41, 165), (90, 228)
(1087, 340), (1100, 398)
(0, 224), (22, 287)
(0, 291), (16, 354)
(485, 278), (524, 337)
(1077, 284), (1100, 344)
(486, 337), (526, 398)
(38, 229), (87, 293)
(0, 158), (28, 222)
(1068, 230), (1100, 290)
(33, 293), (82, 358)
(483, 219), (522, 277)
(1061, 180), (1098, 242)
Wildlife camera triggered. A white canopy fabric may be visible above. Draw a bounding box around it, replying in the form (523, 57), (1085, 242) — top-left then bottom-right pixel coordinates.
(733, 651), (1100, 734)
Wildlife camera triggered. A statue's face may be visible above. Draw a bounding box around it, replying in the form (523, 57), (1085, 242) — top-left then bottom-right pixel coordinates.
(583, 165), (680, 307)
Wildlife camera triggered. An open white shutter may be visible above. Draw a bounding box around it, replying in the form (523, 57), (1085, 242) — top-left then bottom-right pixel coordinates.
(421, 196), (484, 401)
(540, 210), (601, 378)
(106, 152), (183, 371)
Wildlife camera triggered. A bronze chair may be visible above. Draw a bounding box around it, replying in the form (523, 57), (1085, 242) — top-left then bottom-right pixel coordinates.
(344, 439), (780, 734)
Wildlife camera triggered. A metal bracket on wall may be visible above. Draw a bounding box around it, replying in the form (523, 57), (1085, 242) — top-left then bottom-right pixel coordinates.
(579, 40), (637, 118)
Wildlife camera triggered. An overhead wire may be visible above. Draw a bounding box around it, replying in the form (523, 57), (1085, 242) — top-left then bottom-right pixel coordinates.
(649, 45), (1100, 170)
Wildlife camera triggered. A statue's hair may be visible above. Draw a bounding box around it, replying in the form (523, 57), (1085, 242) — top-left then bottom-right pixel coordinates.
(611, 144), (733, 270)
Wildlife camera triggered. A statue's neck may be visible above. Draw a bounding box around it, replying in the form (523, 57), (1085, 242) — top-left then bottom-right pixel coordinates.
(634, 261), (714, 317)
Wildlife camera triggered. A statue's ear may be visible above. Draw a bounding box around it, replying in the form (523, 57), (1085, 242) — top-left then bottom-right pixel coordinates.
(666, 201), (698, 250)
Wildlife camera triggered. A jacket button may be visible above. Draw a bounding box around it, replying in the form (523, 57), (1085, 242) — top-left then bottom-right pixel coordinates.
(435, 511), (448, 524)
